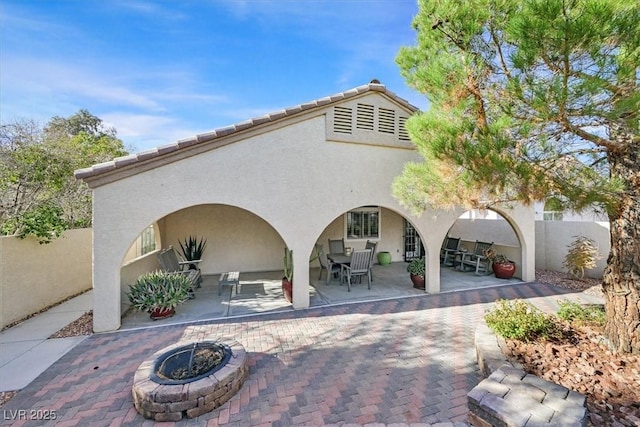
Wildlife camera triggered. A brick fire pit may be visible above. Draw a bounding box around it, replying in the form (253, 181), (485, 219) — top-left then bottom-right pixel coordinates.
(132, 338), (248, 421)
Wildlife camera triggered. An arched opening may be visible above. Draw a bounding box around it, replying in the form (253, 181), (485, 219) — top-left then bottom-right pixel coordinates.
(118, 203), (295, 329)
(441, 209), (524, 287)
(307, 205), (429, 302)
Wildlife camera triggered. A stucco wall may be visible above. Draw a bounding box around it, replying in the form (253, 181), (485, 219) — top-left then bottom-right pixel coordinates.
(87, 91), (537, 331)
(536, 221), (610, 278)
(315, 207), (406, 264)
(120, 250), (162, 313)
(448, 218), (520, 247)
(0, 228), (92, 329)
(161, 204), (286, 274)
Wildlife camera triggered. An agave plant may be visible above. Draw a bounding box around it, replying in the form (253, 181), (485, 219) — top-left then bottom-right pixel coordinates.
(127, 271), (192, 314)
(407, 257), (425, 276)
(179, 235), (207, 269)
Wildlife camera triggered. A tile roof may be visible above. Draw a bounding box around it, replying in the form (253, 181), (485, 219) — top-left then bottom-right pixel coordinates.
(74, 82), (418, 182)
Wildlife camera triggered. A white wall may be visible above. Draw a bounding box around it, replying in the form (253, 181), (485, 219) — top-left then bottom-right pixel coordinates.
(160, 204), (286, 274)
(536, 221), (610, 278)
(315, 207), (406, 264)
(120, 250), (162, 313)
(0, 229), (92, 329)
(448, 218), (520, 247)
(449, 217), (610, 278)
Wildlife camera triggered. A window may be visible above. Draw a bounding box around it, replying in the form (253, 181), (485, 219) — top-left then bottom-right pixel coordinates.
(139, 225), (156, 255)
(543, 211), (564, 221)
(346, 207), (380, 240)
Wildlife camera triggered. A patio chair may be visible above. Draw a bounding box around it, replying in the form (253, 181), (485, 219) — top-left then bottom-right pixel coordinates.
(365, 240), (377, 280)
(459, 241), (493, 275)
(316, 243), (342, 284)
(328, 238), (345, 255)
(440, 236), (461, 266)
(157, 246), (202, 296)
(341, 249), (372, 292)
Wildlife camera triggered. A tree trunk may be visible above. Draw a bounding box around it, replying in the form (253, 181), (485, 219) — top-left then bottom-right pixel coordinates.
(602, 144), (640, 354)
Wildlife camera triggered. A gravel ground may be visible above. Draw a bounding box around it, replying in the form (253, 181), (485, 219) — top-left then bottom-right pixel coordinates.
(47, 311), (93, 339)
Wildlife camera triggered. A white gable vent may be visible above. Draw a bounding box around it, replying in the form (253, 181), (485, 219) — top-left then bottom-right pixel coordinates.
(328, 101), (414, 150)
(399, 116), (410, 141)
(378, 108), (396, 134)
(356, 103), (375, 130)
(333, 106), (353, 134)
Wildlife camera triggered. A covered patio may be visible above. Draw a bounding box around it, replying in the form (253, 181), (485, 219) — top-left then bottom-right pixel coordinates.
(120, 262), (522, 329)
(77, 82), (536, 332)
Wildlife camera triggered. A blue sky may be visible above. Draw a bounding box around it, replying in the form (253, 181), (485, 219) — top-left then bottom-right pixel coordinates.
(1, 0), (426, 153)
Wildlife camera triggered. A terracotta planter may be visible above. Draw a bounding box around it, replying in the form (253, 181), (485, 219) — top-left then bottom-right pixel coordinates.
(492, 262), (516, 279)
(410, 273), (425, 290)
(282, 278), (293, 303)
(150, 307), (175, 320)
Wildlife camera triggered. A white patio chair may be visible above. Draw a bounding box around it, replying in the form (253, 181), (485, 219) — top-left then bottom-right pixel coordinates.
(341, 249), (372, 292)
(316, 243), (342, 284)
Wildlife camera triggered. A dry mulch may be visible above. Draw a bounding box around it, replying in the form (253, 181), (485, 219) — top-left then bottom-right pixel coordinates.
(507, 270), (640, 426)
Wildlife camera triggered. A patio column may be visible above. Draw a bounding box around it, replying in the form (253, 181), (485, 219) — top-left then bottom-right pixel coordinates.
(92, 228), (123, 332)
(425, 250), (441, 293)
(292, 249), (310, 309)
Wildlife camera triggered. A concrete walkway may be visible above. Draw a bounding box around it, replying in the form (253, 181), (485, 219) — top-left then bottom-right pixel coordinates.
(0, 291), (92, 392)
(0, 283), (602, 426)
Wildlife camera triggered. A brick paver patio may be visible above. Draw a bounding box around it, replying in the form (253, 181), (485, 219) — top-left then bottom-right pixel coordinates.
(1, 283), (599, 426)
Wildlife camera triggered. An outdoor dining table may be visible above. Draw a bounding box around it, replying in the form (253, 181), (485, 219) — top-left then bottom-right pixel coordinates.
(326, 253), (351, 285)
(327, 253), (351, 265)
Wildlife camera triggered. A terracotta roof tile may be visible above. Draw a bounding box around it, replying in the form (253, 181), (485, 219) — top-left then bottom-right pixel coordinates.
(75, 82), (417, 182)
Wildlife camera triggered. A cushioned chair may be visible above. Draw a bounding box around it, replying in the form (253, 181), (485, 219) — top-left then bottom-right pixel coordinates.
(341, 249), (372, 292)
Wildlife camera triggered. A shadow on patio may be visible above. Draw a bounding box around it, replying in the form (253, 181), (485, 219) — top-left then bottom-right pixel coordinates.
(120, 262), (522, 330)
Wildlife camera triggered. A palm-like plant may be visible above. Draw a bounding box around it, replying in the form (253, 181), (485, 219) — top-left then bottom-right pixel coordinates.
(179, 235), (207, 269)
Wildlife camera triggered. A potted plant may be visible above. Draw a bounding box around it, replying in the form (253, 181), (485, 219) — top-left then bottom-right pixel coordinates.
(127, 271), (192, 320)
(282, 247), (293, 303)
(179, 235), (207, 270)
(484, 248), (516, 279)
(407, 258), (426, 289)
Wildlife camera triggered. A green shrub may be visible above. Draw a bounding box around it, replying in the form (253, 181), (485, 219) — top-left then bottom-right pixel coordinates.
(127, 271), (192, 312)
(484, 299), (558, 341)
(556, 299), (605, 326)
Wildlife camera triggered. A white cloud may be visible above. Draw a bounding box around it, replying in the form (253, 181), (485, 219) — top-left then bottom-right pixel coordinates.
(111, 0), (187, 21)
(2, 56), (163, 110)
(101, 113), (210, 153)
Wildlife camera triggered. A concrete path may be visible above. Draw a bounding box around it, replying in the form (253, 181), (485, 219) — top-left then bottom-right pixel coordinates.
(0, 291), (92, 392)
(0, 283), (602, 426)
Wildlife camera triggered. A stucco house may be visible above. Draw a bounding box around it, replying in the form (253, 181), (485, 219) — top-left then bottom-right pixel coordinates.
(76, 82), (536, 333)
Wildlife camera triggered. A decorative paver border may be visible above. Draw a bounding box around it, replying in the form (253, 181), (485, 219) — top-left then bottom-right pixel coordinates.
(470, 321), (587, 426)
(132, 337), (247, 421)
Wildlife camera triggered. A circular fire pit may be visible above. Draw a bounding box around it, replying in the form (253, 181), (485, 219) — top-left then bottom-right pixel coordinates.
(132, 338), (247, 421)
